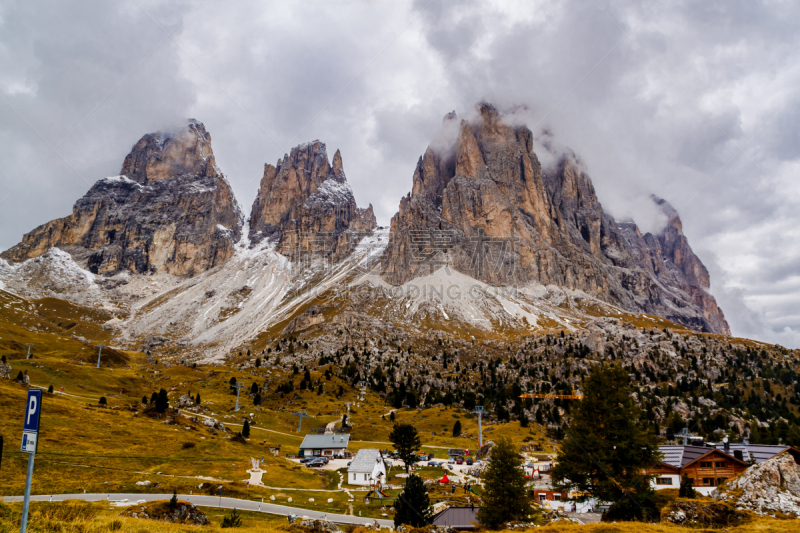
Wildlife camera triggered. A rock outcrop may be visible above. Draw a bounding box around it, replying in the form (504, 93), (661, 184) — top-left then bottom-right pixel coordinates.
(248, 141), (376, 262)
(716, 453), (800, 517)
(2, 120), (243, 276)
(381, 103), (730, 334)
(119, 500), (210, 525)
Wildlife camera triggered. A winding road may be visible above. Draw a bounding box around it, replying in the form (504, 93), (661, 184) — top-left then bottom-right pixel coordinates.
(1, 493), (393, 528)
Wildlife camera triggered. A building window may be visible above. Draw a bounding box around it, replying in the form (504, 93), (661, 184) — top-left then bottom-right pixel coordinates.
(702, 478), (714, 486)
(700, 461), (712, 468)
(656, 477), (673, 485)
(715, 461), (726, 468)
(717, 477), (728, 485)
(554, 494), (561, 501)
(539, 494), (546, 501)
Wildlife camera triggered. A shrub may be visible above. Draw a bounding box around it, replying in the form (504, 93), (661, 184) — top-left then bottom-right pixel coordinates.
(182, 442), (196, 449)
(221, 508), (242, 528)
(169, 490), (178, 509)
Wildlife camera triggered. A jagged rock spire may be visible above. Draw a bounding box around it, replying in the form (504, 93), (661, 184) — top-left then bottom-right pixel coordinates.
(381, 103), (730, 334)
(248, 141), (376, 261)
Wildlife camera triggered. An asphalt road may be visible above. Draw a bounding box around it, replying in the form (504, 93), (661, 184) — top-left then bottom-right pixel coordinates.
(1, 493), (393, 528)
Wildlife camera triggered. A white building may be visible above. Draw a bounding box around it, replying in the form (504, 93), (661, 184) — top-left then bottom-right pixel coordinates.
(298, 433), (350, 458)
(347, 449), (387, 486)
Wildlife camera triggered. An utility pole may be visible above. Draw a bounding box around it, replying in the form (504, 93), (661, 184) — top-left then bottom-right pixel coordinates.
(95, 344), (105, 368)
(25, 344), (34, 359)
(232, 384), (246, 411)
(291, 409), (311, 432)
(472, 406), (487, 448)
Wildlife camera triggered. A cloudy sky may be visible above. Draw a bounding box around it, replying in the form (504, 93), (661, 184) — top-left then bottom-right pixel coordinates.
(1, 0), (799, 347)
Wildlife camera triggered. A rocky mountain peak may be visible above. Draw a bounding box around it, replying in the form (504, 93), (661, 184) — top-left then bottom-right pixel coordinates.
(248, 141), (376, 261)
(382, 103), (730, 334)
(120, 120), (218, 184)
(2, 120), (242, 276)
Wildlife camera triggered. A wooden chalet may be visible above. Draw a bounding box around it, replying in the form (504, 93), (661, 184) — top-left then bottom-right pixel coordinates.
(648, 443), (800, 495)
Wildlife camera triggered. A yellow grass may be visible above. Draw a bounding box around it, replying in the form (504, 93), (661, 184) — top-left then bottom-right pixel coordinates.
(0, 500), (798, 532)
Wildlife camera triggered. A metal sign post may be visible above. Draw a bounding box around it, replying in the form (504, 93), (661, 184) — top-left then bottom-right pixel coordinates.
(25, 344), (34, 359)
(20, 388), (42, 533)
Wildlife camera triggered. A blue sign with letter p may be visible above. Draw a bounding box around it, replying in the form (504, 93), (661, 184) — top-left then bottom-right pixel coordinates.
(23, 389), (42, 433)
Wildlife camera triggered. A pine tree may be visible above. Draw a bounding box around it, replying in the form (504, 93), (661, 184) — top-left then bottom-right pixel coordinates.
(47, 385), (54, 393)
(453, 420), (462, 437)
(242, 419), (251, 438)
(394, 474), (432, 527)
(255, 357), (261, 368)
(195, 393), (201, 405)
(150, 391), (158, 405)
(142, 395), (148, 404)
(156, 388), (169, 412)
(477, 436), (535, 529)
(551, 364), (661, 521)
(390, 411), (396, 422)
(98, 396), (107, 406)
(678, 473), (696, 498)
(251, 382), (259, 394)
(169, 490), (178, 509)
(389, 423), (422, 473)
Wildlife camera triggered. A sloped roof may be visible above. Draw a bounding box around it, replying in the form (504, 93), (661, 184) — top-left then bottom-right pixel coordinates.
(348, 448), (384, 473)
(711, 443), (789, 464)
(299, 433), (350, 449)
(659, 445), (709, 468)
(433, 507), (480, 529)
(660, 444), (791, 468)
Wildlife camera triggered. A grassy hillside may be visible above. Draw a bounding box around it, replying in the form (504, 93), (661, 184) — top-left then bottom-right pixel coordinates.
(0, 289), (547, 521)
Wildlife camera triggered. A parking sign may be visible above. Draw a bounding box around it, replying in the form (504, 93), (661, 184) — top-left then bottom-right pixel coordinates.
(21, 389), (42, 453)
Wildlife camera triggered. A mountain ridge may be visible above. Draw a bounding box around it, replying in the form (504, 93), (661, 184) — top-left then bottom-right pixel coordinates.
(0, 108), (730, 360)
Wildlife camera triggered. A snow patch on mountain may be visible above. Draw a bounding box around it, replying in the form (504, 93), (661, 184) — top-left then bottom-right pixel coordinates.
(0, 247), (97, 298)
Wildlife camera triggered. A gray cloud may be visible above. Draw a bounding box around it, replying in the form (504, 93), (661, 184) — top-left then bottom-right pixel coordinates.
(1, 0), (799, 346)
